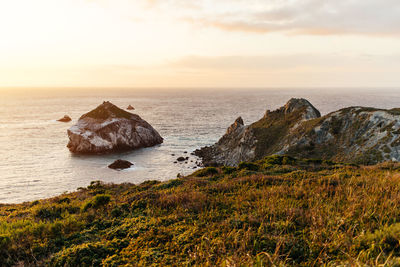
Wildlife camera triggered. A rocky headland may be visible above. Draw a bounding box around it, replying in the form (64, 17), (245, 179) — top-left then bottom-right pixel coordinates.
(195, 98), (400, 166)
(67, 101), (163, 154)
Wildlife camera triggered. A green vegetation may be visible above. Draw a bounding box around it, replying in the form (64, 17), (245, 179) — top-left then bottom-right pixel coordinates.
(251, 107), (308, 158)
(2, 156), (400, 265)
(81, 101), (133, 120)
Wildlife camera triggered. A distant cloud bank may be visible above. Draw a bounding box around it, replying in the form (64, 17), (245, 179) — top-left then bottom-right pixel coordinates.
(148, 0), (400, 36)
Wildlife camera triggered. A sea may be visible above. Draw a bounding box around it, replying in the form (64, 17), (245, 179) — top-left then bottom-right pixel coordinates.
(1, 88), (400, 203)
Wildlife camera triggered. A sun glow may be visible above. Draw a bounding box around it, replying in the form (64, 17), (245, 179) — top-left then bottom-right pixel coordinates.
(1, 0), (400, 87)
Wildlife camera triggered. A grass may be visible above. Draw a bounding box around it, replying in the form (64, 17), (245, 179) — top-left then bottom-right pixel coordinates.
(2, 156), (400, 266)
(81, 101), (133, 120)
(251, 107), (308, 159)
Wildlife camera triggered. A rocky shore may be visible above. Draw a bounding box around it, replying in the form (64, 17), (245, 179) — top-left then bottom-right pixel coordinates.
(196, 98), (400, 166)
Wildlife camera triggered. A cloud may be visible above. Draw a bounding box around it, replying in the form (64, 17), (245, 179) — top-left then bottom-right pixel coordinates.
(175, 0), (400, 36)
(87, 0), (400, 36)
(167, 54), (400, 71)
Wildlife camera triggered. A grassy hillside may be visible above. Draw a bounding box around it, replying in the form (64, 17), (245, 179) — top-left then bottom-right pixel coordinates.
(2, 156), (400, 266)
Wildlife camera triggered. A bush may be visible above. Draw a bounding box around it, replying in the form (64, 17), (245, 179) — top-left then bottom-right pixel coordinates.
(92, 194), (111, 208)
(83, 194), (111, 211)
(157, 179), (183, 189)
(304, 158), (323, 164)
(222, 166), (236, 174)
(0, 234), (10, 247)
(263, 155), (296, 166)
(356, 223), (400, 255)
(238, 162), (259, 171)
(51, 242), (116, 266)
(193, 167), (218, 177)
(35, 205), (63, 220)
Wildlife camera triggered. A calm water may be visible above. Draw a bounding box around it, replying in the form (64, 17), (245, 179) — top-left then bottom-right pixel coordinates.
(1, 88), (400, 203)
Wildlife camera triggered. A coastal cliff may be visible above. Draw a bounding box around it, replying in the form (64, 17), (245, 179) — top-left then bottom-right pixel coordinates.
(67, 101), (163, 154)
(196, 98), (400, 166)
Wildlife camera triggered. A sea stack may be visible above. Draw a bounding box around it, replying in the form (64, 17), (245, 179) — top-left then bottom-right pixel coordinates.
(67, 101), (163, 154)
(57, 115), (72, 122)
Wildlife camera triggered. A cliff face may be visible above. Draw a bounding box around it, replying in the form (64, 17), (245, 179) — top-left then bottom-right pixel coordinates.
(67, 101), (163, 154)
(195, 98), (400, 166)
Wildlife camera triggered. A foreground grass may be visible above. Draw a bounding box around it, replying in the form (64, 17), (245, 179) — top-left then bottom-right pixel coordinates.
(2, 156), (400, 266)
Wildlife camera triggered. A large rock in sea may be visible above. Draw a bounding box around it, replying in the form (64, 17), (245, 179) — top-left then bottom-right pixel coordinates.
(195, 98), (400, 166)
(67, 101), (163, 154)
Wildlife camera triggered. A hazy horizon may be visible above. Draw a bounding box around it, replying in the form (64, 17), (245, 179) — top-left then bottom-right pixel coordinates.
(1, 86), (400, 96)
(1, 0), (400, 88)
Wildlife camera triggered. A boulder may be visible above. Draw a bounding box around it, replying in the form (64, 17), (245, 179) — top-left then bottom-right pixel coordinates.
(57, 115), (72, 122)
(177, 157), (186, 162)
(108, 159), (133, 170)
(67, 101), (163, 154)
(127, 105), (135, 110)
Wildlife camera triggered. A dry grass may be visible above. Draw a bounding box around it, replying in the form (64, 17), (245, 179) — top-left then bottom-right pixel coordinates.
(1, 156), (400, 266)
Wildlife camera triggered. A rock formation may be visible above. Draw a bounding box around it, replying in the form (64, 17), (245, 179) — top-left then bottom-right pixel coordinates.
(67, 101), (163, 154)
(108, 159), (133, 170)
(195, 98), (400, 166)
(127, 105), (135, 110)
(57, 115), (72, 122)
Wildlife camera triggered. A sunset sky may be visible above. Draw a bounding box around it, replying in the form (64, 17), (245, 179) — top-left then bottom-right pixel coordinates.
(1, 0), (400, 88)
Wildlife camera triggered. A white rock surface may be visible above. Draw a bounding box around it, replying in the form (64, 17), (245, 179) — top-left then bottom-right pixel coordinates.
(67, 101), (163, 154)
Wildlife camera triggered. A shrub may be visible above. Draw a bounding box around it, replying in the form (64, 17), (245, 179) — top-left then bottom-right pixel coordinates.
(0, 234), (11, 265)
(222, 166), (236, 174)
(193, 167), (218, 177)
(56, 197), (71, 204)
(92, 194), (111, 208)
(263, 155), (296, 166)
(157, 179), (183, 189)
(238, 162), (259, 171)
(0, 235), (11, 254)
(304, 158), (323, 164)
(355, 223), (400, 259)
(35, 205), (63, 220)
(51, 242), (117, 266)
(83, 194), (111, 211)
(87, 181), (104, 190)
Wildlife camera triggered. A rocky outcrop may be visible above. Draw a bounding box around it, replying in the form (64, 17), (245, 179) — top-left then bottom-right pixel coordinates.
(108, 159), (133, 170)
(67, 101), (163, 154)
(195, 98), (400, 166)
(57, 115), (72, 122)
(195, 116), (257, 166)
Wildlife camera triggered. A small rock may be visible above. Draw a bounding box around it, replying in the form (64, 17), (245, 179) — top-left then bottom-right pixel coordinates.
(108, 159), (133, 170)
(127, 105), (135, 110)
(174, 161), (177, 164)
(57, 115), (71, 122)
(171, 154), (175, 156)
(185, 157), (189, 160)
(184, 151), (187, 153)
(177, 157), (186, 162)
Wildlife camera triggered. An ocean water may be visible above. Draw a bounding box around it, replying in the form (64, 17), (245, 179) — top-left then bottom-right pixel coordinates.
(1, 88), (400, 203)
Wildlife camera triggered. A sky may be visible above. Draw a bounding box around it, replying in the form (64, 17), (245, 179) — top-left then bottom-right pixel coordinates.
(1, 0), (400, 88)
